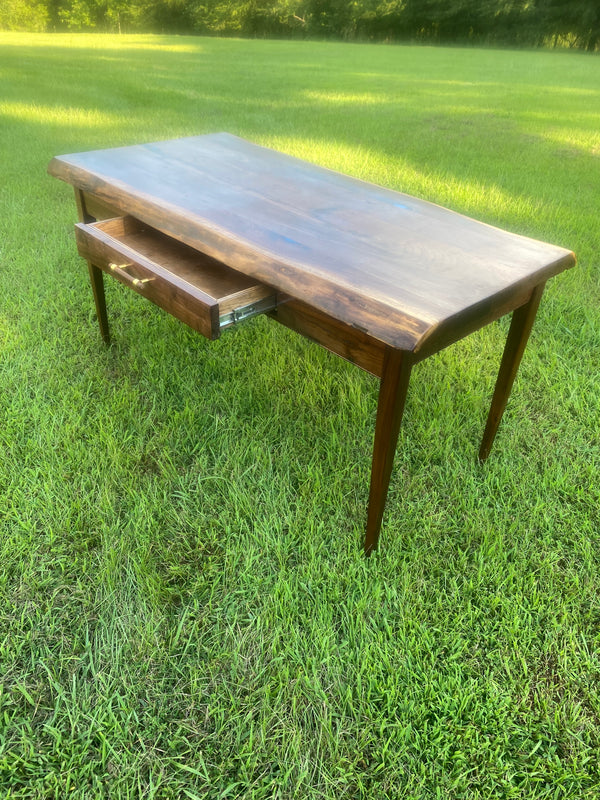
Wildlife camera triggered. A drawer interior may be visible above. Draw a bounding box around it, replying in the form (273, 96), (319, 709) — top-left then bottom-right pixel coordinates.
(76, 216), (277, 337)
(94, 216), (273, 306)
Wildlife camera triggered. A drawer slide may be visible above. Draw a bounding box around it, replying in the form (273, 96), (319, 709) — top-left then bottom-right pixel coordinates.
(219, 295), (278, 329)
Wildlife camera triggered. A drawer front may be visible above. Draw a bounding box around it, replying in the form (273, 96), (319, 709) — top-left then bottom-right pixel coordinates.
(75, 217), (277, 340)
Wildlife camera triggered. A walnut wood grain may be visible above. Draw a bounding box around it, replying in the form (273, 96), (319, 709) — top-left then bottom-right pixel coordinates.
(80, 190), (123, 222)
(274, 297), (386, 377)
(49, 133), (575, 353)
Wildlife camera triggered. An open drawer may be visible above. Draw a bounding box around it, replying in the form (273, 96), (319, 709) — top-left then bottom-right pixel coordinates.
(74, 216), (277, 340)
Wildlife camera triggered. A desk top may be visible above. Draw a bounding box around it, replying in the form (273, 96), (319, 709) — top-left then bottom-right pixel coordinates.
(49, 133), (575, 352)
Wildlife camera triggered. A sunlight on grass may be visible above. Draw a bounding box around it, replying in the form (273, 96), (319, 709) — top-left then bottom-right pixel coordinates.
(1, 100), (122, 127)
(540, 126), (600, 156)
(267, 133), (547, 227)
(0, 31), (203, 52)
(301, 90), (383, 105)
(264, 134), (404, 181)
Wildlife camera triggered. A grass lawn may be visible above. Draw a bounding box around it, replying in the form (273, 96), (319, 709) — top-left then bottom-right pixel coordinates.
(1, 31), (599, 798)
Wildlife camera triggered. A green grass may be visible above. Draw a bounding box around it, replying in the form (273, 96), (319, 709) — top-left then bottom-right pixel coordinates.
(1, 31), (599, 799)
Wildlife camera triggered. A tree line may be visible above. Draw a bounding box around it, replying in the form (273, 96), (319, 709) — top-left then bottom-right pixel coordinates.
(2, 0), (599, 51)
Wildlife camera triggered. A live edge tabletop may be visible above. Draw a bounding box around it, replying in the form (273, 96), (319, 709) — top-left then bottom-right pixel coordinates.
(48, 133), (576, 553)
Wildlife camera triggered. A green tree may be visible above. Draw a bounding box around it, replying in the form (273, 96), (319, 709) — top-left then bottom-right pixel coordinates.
(1, 0), (598, 48)
(141, 0), (194, 33)
(55, 0), (145, 30)
(303, 0), (354, 37)
(0, 0), (48, 30)
(535, 0), (600, 49)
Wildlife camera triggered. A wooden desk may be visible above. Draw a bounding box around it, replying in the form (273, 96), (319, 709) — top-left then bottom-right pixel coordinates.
(48, 133), (575, 553)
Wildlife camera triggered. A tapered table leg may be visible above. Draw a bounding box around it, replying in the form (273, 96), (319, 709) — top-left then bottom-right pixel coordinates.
(364, 348), (413, 555)
(87, 262), (111, 345)
(479, 282), (546, 461)
(74, 188), (111, 346)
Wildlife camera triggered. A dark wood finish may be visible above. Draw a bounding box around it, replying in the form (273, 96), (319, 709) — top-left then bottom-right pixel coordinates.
(74, 189), (111, 344)
(365, 349), (413, 554)
(48, 133), (575, 353)
(274, 297), (386, 377)
(75, 216), (277, 340)
(411, 281), (540, 365)
(49, 134), (576, 553)
(81, 190), (123, 222)
(86, 262), (111, 345)
(479, 283), (546, 461)
(74, 187), (91, 223)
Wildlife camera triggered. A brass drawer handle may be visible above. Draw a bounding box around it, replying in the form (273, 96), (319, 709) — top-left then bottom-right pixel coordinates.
(108, 262), (155, 286)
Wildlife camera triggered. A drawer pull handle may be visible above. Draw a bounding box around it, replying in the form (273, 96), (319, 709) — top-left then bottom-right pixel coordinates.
(108, 262), (155, 286)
